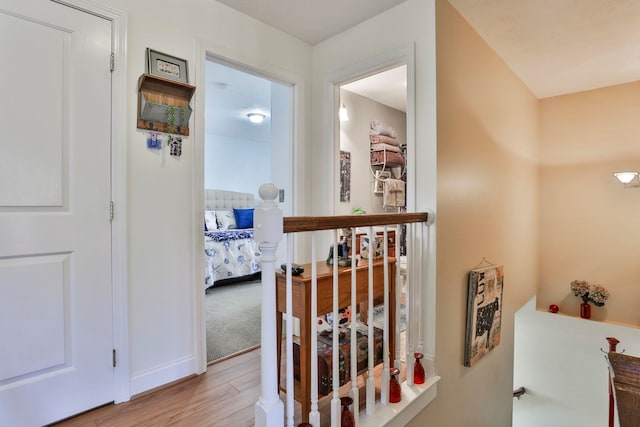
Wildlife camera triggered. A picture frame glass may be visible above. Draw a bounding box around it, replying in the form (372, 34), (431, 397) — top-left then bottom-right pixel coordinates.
(146, 48), (189, 84)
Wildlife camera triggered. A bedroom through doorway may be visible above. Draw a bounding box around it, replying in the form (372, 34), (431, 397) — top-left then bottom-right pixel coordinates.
(203, 58), (293, 364)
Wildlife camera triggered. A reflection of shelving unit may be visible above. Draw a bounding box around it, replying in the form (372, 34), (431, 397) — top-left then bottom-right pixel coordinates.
(137, 74), (196, 136)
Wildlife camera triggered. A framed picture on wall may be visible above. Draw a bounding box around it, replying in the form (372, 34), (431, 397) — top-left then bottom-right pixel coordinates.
(464, 264), (504, 367)
(340, 150), (351, 202)
(146, 48), (189, 84)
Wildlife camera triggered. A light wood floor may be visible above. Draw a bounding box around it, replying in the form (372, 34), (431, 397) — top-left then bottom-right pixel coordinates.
(52, 345), (404, 427)
(53, 349), (263, 427)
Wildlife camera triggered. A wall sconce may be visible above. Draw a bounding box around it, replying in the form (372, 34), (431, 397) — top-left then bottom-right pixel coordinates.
(339, 104), (349, 122)
(247, 112), (265, 124)
(613, 172), (640, 187)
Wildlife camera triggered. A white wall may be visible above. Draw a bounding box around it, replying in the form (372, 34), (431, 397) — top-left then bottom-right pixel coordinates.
(271, 81), (294, 217)
(312, 0), (440, 423)
(204, 133), (271, 197)
(337, 89), (406, 215)
(514, 298), (640, 427)
(95, 0), (312, 395)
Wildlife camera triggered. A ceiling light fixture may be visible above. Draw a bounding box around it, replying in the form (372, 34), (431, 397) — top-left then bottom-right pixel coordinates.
(339, 104), (349, 122)
(613, 172), (640, 187)
(247, 113), (265, 124)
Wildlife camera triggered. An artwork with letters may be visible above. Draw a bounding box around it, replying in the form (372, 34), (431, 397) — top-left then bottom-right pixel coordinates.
(464, 264), (504, 367)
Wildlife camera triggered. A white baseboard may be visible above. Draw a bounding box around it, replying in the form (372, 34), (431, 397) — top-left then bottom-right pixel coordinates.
(129, 355), (199, 397)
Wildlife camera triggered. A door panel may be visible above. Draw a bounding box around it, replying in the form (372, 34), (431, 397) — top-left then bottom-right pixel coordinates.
(0, 12), (65, 206)
(0, 1), (113, 425)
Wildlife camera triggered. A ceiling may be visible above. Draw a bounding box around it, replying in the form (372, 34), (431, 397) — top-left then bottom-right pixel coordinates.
(342, 65), (407, 113)
(216, 0), (407, 46)
(217, 0), (640, 99)
(449, 0), (640, 98)
(205, 60), (272, 142)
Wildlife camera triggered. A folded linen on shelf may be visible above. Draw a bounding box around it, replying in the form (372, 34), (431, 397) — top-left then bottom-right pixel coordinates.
(369, 133), (402, 146)
(371, 150), (405, 166)
(371, 142), (401, 153)
(369, 119), (398, 139)
(383, 179), (406, 208)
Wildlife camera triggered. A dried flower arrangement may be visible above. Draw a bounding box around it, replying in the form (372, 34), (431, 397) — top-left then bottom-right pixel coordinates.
(570, 279), (609, 306)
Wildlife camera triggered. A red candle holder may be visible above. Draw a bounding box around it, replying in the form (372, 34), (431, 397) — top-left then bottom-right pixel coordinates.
(340, 396), (355, 427)
(390, 367), (402, 403)
(580, 301), (591, 319)
(414, 352), (425, 384)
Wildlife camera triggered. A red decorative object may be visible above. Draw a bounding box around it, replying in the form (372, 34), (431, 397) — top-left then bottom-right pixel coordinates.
(340, 396), (355, 427)
(390, 368), (402, 403)
(414, 352), (425, 384)
(549, 304), (559, 313)
(580, 301), (591, 319)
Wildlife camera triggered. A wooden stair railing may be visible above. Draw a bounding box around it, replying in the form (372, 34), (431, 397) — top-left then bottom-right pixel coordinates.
(254, 183), (433, 427)
(606, 337), (640, 427)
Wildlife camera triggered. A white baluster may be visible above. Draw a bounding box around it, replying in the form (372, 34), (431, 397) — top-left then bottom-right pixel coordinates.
(415, 223), (424, 356)
(331, 231), (340, 427)
(254, 183), (284, 427)
(309, 233), (320, 427)
(285, 233), (295, 427)
(405, 223), (414, 386)
(349, 227), (359, 425)
(395, 224), (403, 373)
(381, 226), (390, 406)
(366, 226), (375, 415)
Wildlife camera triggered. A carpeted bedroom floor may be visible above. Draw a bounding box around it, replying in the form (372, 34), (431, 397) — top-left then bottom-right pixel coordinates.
(206, 279), (262, 363)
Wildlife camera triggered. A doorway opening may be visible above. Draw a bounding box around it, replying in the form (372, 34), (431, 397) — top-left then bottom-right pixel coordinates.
(335, 60), (411, 363)
(337, 65), (408, 216)
(203, 58), (294, 364)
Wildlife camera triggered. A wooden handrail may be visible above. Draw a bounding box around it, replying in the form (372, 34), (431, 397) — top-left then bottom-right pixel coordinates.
(283, 212), (429, 233)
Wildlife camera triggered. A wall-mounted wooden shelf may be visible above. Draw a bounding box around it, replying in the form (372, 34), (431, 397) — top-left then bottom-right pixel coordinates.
(137, 74), (196, 136)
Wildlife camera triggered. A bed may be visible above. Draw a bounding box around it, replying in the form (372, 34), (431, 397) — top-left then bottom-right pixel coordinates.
(203, 189), (262, 289)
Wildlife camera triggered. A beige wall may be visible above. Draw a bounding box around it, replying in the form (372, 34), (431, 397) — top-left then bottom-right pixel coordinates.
(419, 2), (539, 426)
(538, 82), (640, 326)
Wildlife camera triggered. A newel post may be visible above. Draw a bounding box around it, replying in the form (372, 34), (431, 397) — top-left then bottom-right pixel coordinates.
(606, 337), (620, 427)
(254, 183), (284, 427)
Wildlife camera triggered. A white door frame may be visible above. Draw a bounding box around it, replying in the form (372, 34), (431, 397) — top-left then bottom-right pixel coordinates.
(193, 38), (302, 372)
(53, 0), (130, 403)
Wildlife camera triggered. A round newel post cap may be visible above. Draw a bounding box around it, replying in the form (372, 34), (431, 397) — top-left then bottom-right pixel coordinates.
(259, 183), (279, 204)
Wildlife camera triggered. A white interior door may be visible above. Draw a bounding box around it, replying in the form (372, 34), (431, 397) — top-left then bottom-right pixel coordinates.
(0, 1), (114, 425)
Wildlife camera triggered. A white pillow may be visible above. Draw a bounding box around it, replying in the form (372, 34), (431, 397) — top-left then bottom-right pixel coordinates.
(204, 210), (218, 231)
(216, 210), (236, 230)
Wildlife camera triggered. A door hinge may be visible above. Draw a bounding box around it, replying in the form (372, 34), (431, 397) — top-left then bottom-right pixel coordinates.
(112, 349), (117, 367)
(110, 52), (115, 72)
(110, 201), (114, 221)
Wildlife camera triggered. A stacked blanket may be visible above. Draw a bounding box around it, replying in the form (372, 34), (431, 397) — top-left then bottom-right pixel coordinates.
(370, 120), (406, 207)
(369, 120), (405, 166)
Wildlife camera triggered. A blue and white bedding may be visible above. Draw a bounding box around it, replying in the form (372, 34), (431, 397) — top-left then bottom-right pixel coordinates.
(204, 229), (261, 289)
